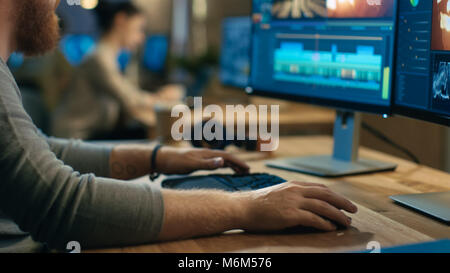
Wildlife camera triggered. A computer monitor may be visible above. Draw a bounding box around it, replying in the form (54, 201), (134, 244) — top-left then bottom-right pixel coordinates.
(117, 50), (132, 73)
(394, 0), (450, 126)
(249, 0), (398, 177)
(220, 17), (252, 88)
(142, 35), (169, 73)
(390, 0), (450, 224)
(60, 34), (97, 66)
(6, 52), (24, 70)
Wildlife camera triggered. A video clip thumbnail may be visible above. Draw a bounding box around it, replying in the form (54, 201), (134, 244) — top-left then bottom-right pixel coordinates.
(271, 0), (328, 19)
(326, 0), (395, 19)
(432, 0), (450, 51)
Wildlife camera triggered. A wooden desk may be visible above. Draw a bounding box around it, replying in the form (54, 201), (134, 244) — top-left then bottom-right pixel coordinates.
(88, 136), (450, 253)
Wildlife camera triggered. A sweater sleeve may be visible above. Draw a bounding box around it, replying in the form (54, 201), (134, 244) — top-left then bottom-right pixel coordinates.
(0, 66), (164, 250)
(43, 136), (112, 178)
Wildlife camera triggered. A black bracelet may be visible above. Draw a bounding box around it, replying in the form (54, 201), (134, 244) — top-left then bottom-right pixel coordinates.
(149, 144), (163, 181)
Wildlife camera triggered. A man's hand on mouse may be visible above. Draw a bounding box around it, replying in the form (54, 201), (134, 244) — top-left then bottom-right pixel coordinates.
(236, 181), (358, 232)
(158, 180), (358, 241)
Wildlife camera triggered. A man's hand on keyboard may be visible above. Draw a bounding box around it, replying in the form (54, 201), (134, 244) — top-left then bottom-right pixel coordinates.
(157, 147), (250, 175)
(239, 181), (358, 232)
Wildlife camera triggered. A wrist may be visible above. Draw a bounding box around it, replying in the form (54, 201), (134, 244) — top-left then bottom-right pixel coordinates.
(153, 146), (171, 174)
(230, 192), (254, 230)
(110, 145), (153, 180)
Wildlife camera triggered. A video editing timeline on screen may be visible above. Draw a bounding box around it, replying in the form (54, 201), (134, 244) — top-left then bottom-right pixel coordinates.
(273, 38), (385, 93)
(396, 0), (450, 117)
(250, 0), (397, 109)
(220, 17), (252, 88)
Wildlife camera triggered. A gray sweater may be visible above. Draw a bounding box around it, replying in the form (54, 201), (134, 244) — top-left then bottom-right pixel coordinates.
(0, 59), (164, 252)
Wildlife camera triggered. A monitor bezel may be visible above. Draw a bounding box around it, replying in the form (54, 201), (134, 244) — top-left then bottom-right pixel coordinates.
(394, 105), (450, 127)
(248, 88), (392, 115)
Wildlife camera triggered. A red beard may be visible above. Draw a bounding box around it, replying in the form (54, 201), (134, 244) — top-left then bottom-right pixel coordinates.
(14, 0), (60, 56)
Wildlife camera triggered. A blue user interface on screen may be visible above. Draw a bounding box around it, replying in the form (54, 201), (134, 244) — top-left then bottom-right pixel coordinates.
(143, 35), (169, 73)
(220, 17), (252, 88)
(395, 0), (450, 119)
(250, 0), (397, 110)
(60, 34), (97, 66)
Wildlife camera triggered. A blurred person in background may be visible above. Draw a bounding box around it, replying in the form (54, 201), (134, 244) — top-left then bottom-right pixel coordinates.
(52, 2), (183, 140)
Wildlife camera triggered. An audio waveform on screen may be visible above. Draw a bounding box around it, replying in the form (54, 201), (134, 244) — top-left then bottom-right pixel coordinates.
(433, 61), (450, 101)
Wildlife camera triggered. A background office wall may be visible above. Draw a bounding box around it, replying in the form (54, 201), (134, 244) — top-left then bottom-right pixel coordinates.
(135, 0), (173, 34)
(57, 0), (174, 35)
(200, 0), (252, 50)
(188, 0), (252, 56)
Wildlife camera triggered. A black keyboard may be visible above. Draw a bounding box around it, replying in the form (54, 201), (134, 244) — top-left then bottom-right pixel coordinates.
(161, 173), (287, 192)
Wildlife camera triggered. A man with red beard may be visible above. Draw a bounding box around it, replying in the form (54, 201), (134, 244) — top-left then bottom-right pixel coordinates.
(0, 0), (357, 252)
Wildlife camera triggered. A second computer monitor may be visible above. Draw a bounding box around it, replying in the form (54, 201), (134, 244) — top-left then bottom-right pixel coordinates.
(395, 0), (450, 126)
(143, 35), (169, 73)
(250, 0), (397, 114)
(220, 17), (252, 88)
(60, 34), (97, 66)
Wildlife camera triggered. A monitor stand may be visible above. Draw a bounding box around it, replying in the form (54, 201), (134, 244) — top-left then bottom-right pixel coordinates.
(266, 111), (398, 177)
